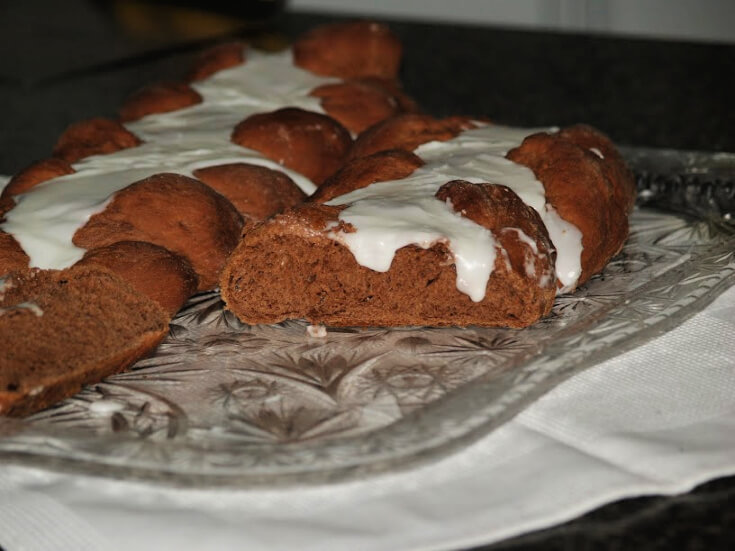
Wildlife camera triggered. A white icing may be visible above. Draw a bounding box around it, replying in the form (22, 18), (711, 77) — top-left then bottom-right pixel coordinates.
(0, 301), (43, 317)
(502, 227), (539, 255)
(543, 205), (583, 292)
(0, 50), (333, 270)
(330, 194), (496, 302)
(326, 125), (585, 301)
(498, 246), (512, 272)
(20, 301), (44, 317)
(589, 147), (604, 159)
(501, 227), (539, 278)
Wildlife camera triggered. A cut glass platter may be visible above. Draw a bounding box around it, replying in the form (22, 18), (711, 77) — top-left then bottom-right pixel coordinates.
(0, 147), (733, 487)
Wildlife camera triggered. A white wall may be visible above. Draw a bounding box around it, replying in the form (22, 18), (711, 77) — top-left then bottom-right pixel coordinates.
(289, 0), (735, 44)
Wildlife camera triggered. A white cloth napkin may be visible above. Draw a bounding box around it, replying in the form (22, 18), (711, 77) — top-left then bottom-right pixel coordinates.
(1, 278), (734, 551)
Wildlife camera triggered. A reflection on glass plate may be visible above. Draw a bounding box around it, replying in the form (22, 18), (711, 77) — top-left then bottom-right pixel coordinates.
(0, 148), (733, 487)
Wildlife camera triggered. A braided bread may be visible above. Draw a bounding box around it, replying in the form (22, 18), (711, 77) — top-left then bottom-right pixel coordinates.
(0, 21), (634, 417)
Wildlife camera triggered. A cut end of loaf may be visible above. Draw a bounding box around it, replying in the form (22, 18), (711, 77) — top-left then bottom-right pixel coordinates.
(220, 206), (556, 328)
(0, 267), (169, 417)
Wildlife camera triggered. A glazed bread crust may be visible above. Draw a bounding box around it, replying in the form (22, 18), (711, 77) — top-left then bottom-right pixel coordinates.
(193, 163), (307, 222)
(349, 113), (478, 160)
(118, 81), (203, 122)
(311, 78), (409, 134)
(310, 149), (424, 203)
(73, 173), (243, 291)
(52, 118), (142, 163)
(231, 107), (353, 186)
(2, 158), (75, 198)
(187, 41), (246, 82)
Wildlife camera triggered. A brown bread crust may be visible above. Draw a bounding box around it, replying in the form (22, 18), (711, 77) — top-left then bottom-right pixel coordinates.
(507, 127), (634, 284)
(192, 163), (307, 222)
(231, 107), (352, 185)
(0, 267), (169, 417)
(0, 196), (16, 219)
(2, 158), (75, 198)
(310, 79), (406, 134)
(73, 173), (243, 291)
(311, 149), (423, 203)
(558, 124), (636, 213)
(359, 77), (421, 114)
(75, 241), (199, 316)
(293, 21), (402, 79)
(52, 118), (142, 163)
(118, 81), (203, 122)
(220, 181), (557, 328)
(350, 114), (477, 159)
(0, 231), (29, 276)
(187, 41), (246, 82)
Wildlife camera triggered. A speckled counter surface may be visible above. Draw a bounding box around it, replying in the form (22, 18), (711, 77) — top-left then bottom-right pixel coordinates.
(0, 3), (733, 549)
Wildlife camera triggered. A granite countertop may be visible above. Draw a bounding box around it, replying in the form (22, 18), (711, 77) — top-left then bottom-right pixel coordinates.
(0, 2), (733, 549)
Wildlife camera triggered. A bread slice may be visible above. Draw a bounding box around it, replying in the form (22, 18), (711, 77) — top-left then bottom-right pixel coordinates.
(0, 266), (169, 417)
(220, 182), (557, 328)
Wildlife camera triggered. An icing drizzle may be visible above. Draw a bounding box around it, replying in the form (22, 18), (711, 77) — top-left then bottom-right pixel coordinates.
(326, 125), (583, 300)
(1, 50), (333, 270)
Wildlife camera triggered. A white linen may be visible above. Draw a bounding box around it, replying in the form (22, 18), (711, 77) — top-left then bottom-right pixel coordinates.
(1, 275), (733, 550)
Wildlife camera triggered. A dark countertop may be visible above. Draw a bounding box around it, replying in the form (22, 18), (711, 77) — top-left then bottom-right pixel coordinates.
(1, 2), (733, 549)
(1, 2), (733, 174)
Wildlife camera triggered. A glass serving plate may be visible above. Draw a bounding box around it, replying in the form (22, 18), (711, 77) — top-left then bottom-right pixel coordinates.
(0, 147), (733, 487)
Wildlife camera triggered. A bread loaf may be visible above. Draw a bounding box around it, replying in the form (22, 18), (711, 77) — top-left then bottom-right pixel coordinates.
(0, 20), (635, 417)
